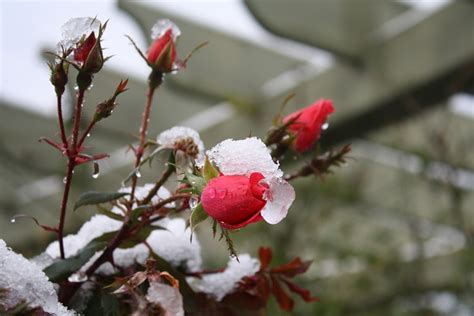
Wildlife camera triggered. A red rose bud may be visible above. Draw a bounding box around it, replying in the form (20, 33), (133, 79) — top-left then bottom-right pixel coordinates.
(74, 31), (104, 74)
(201, 172), (269, 230)
(147, 29), (176, 73)
(283, 99), (334, 152)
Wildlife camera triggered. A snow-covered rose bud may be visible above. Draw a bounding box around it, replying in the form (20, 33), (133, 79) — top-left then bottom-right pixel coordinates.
(201, 172), (268, 229)
(283, 99), (334, 153)
(147, 19), (180, 73)
(204, 137), (296, 229)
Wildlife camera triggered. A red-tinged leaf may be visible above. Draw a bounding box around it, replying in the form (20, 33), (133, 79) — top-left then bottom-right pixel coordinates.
(255, 274), (271, 302)
(221, 292), (266, 311)
(258, 247), (272, 269)
(283, 279), (320, 302)
(113, 271), (147, 294)
(270, 257), (312, 278)
(11, 214), (58, 233)
(270, 275), (294, 312)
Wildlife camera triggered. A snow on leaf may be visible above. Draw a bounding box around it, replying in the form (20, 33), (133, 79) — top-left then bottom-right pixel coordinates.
(0, 240), (76, 315)
(146, 282), (184, 316)
(194, 254), (260, 301)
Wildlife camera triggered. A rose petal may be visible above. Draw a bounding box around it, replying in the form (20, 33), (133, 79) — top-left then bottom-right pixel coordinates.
(260, 178), (295, 225)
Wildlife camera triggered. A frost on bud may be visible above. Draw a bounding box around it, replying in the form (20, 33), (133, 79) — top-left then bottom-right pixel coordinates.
(49, 60), (69, 96)
(147, 19), (180, 73)
(59, 17), (107, 75)
(94, 79), (128, 122)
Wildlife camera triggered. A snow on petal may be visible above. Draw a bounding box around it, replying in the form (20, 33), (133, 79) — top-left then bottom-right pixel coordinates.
(207, 137), (282, 179)
(260, 178), (296, 225)
(58, 17), (101, 51)
(194, 254), (260, 301)
(147, 282), (184, 316)
(151, 19), (181, 41)
(0, 239), (76, 315)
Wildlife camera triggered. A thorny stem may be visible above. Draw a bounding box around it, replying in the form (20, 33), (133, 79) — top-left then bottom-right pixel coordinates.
(139, 163), (174, 206)
(77, 119), (96, 149)
(60, 193), (191, 304)
(57, 88), (86, 259)
(56, 93), (68, 150)
(130, 87), (157, 205)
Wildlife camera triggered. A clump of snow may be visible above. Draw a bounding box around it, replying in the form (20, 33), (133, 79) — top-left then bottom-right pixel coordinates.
(194, 254), (260, 301)
(58, 17), (101, 52)
(151, 19), (181, 41)
(0, 239), (76, 315)
(260, 178), (296, 225)
(157, 126), (205, 165)
(147, 282), (184, 316)
(207, 137), (282, 179)
(45, 215), (201, 276)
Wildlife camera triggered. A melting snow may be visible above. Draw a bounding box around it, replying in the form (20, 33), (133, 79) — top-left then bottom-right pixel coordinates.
(147, 282), (184, 316)
(0, 240), (76, 315)
(151, 19), (181, 41)
(207, 137), (283, 179)
(58, 17), (101, 52)
(193, 254), (260, 301)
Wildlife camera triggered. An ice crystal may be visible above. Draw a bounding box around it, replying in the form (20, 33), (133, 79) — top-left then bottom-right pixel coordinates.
(151, 19), (181, 41)
(261, 178), (296, 225)
(194, 254), (260, 301)
(0, 240), (76, 315)
(58, 17), (101, 52)
(147, 282), (184, 316)
(207, 137), (283, 179)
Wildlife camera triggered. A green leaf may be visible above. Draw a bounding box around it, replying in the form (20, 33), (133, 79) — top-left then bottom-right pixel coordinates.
(101, 293), (120, 316)
(43, 237), (109, 282)
(97, 205), (124, 221)
(74, 191), (129, 210)
(190, 203), (208, 232)
(202, 156), (219, 182)
(117, 225), (166, 249)
(185, 171), (206, 194)
(130, 205), (149, 223)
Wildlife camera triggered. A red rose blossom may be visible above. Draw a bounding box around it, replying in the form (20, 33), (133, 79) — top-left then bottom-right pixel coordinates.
(283, 99), (334, 152)
(147, 29), (176, 73)
(201, 172), (269, 229)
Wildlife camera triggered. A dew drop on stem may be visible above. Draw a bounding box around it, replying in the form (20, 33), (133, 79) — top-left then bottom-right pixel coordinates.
(10, 218), (15, 223)
(92, 162), (100, 179)
(135, 169), (142, 178)
(63, 177), (67, 184)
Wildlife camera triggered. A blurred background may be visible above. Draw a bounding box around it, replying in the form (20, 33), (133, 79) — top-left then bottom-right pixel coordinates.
(1, 0), (474, 315)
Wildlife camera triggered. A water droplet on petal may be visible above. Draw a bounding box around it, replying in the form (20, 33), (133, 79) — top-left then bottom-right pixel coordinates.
(207, 188), (216, 199)
(322, 122), (329, 130)
(218, 189), (227, 199)
(188, 195), (199, 210)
